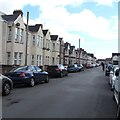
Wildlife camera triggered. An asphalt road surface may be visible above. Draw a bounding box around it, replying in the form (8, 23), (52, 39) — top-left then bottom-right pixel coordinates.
(2, 67), (117, 118)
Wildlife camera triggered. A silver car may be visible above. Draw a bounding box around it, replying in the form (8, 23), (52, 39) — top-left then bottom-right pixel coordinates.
(0, 74), (13, 96)
(110, 66), (119, 90)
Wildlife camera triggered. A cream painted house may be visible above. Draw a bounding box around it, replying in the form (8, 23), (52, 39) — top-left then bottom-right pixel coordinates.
(42, 29), (51, 66)
(1, 10), (26, 66)
(69, 46), (76, 64)
(64, 42), (71, 65)
(50, 35), (60, 65)
(0, 11), (7, 65)
(0, 10), (97, 68)
(28, 24), (43, 66)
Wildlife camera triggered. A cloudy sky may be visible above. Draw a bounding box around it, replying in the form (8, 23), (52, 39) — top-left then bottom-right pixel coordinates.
(0, 0), (118, 59)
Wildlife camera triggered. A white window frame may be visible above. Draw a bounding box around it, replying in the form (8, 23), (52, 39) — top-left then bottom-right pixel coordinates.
(7, 52), (10, 65)
(20, 29), (23, 43)
(19, 53), (22, 65)
(32, 35), (35, 46)
(14, 52), (18, 65)
(31, 55), (34, 65)
(15, 27), (19, 42)
(36, 55), (39, 66)
(8, 26), (12, 41)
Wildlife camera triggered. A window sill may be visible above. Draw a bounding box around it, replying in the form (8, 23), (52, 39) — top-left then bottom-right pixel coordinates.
(7, 41), (11, 43)
(15, 41), (19, 43)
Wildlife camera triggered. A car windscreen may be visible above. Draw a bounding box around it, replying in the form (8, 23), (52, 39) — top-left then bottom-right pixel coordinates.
(10, 66), (28, 72)
(68, 65), (74, 68)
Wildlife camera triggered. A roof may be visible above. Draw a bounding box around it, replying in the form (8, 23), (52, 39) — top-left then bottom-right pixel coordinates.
(64, 42), (70, 50)
(2, 14), (19, 22)
(50, 35), (58, 41)
(42, 30), (48, 36)
(69, 46), (75, 54)
(28, 24), (43, 32)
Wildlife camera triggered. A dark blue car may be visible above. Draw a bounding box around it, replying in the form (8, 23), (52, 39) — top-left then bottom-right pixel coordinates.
(5, 65), (49, 87)
(67, 64), (80, 73)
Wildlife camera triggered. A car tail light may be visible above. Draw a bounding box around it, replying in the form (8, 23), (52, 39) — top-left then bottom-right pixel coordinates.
(20, 72), (26, 77)
(56, 68), (60, 71)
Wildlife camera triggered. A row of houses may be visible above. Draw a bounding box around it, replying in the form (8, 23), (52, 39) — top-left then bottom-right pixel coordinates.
(0, 10), (97, 69)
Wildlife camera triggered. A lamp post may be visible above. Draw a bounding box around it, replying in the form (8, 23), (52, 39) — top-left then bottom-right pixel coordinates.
(25, 12), (29, 65)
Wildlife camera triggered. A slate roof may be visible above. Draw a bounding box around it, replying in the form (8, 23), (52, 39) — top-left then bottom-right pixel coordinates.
(42, 30), (48, 36)
(50, 35), (58, 41)
(28, 24), (43, 32)
(64, 42), (70, 50)
(69, 46), (75, 54)
(2, 14), (19, 22)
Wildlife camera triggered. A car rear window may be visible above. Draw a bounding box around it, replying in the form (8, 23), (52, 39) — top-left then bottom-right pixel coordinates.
(47, 66), (58, 70)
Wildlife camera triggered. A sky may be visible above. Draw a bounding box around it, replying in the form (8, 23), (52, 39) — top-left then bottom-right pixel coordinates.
(0, 0), (119, 59)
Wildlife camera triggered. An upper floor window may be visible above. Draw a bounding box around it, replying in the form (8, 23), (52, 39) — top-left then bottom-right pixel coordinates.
(8, 26), (12, 41)
(37, 35), (42, 48)
(53, 43), (55, 51)
(32, 35), (35, 46)
(20, 29), (23, 43)
(15, 27), (19, 42)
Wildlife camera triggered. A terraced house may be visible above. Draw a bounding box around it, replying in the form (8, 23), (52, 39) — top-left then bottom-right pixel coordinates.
(0, 10), (97, 72)
(1, 10), (26, 66)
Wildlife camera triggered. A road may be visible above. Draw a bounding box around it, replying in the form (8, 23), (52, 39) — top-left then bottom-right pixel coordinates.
(2, 67), (117, 118)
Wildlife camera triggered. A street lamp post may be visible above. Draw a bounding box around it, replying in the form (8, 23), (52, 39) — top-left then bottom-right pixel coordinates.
(25, 12), (29, 66)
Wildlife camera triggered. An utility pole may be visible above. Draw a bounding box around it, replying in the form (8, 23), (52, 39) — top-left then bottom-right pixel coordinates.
(79, 39), (80, 65)
(25, 12), (29, 66)
(59, 38), (62, 64)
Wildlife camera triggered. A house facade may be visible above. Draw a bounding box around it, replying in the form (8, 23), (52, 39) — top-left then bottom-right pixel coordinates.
(0, 10), (97, 69)
(42, 29), (51, 66)
(50, 35), (60, 65)
(28, 24), (43, 66)
(1, 10), (26, 66)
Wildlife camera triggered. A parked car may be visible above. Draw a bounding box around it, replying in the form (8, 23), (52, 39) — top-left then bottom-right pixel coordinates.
(85, 63), (92, 68)
(77, 64), (84, 71)
(0, 74), (13, 96)
(4, 65), (49, 87)
(105, 63), (113, 76)
(67, 64), (80, 73)
(113, 67), (120, 118)
(111, 66), (119, 90)
(47, 64), (68, 78)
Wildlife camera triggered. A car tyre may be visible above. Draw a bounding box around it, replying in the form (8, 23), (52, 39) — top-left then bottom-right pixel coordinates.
(29, 78), (35, 87)
(2, 82), (11, 96)
(45, 76), (49, 83)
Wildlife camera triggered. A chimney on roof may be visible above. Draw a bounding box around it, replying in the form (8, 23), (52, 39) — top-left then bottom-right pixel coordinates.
(13, 10), (23, 17)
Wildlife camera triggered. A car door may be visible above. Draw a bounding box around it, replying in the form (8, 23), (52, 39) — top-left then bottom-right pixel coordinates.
(29, 66), (38, 83)
(114, 69), (119, 93)
(35, 66), (45, 81)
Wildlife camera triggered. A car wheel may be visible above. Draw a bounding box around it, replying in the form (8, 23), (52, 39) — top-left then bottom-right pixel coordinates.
(45, 76), (49, 83)
(29, 78), (35, 87)
(2, 82), (11, 96)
